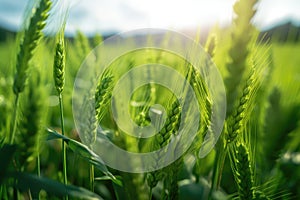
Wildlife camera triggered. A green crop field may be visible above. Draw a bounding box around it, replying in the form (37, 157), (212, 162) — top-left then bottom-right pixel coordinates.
(0, 0), (299, 199)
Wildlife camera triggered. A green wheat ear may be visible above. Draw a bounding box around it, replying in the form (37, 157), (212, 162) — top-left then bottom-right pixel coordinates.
(18, 71), (47, 169)
(146, 99), (181, 189)
(186, 63), (212, 153)
(232, 143), (254, 200)
(205, 33), (217, 58)
(13, 0), (52, 95)
(95, 71), (114, 123)
(161, 157), (183, 200)
(53, 37), (65, 94)
(75, 30), (91, 59)
(225, 0), (258, 115)
(226, 64), (260, 144)
(77, 70), (114, 146)
(253, 190), (271, 200)
(80, 94), (98, 146)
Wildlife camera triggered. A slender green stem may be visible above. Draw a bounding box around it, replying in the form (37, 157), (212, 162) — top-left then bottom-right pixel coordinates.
(9, 94), (20, 200)
(37, 150), (41, 177)
(28, 190), (32, 200)
(58, 93), (68, 200)
(216, 148), (227, 188)
(10, 94), (20, 144)
(37, 151), (41, 200)
(37, 134), (41, 178)
(149, 187), (153, 200)
(89, 164), (94, 192)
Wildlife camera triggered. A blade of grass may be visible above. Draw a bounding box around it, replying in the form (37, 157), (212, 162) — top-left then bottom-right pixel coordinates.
(95, 175), (122, 182)
(10, 172), (103, 200)
(46, 128), (122, 186)
(89, 164), (94, 192)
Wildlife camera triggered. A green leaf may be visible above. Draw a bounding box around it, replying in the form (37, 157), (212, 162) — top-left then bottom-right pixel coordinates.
(0, 144), (16, 183)
(46, 128), (122, 186)
(11, 172), (102, 199)
(95, 175), (122, 182)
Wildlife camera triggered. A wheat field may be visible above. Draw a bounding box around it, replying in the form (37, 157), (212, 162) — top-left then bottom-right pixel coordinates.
(0, 0), (299, 199)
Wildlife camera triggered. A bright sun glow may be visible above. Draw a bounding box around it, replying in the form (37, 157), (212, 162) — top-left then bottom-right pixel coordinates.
(67, 0), (236, 34)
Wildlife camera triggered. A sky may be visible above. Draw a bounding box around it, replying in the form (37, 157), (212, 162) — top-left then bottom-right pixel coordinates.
(0, 0), (300, 36)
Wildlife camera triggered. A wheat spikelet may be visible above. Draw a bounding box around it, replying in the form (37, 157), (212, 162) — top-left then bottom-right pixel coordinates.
(230, 143), (254, 200)
(79, 70), (114, 146)
(134, 111), (150, 127)
(146, 171), (164, 189)
(75, 31), (91, 59)
(17, 71), (47, 168)
(187, 64), (212, 151)
(13, 0), (52, 94)
(154, 99), (181, 149)
(53, 37), (65, 94)
(92, 33), (103, 47)
(190, 66), (211, 126)
(161, 157), (183, 200)
(225, 0), (258, 115)
(253, 190), (271, 200)
(146, 99), (181, 188)
(95, 71), (114, 123)
(79, 93), (98, 146)
(226, 65), (260, 144)
(205, 34), (217, 58)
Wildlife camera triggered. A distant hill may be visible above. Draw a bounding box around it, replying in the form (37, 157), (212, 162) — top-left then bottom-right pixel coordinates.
(0, 26), (15, 41)
(0, 24), (115, 42)
(259, 21), (300, 43)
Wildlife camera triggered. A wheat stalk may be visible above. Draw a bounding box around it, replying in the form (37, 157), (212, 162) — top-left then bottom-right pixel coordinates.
(211, 46), (265, 197)
(13, 0), (52, 95)
(95, 71), (114, 123)
(86, 70), (113, 192)
(210, 0), (259, 196)
(10, 0), (51, 145)
(53, 31), (68, 199)
(79, 89), (101, 194)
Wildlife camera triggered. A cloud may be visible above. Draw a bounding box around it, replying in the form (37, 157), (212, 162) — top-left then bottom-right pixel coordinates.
(254, 0), (300, 27)
(0, 0), (300, 35)
(0, 0), (27, 30)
